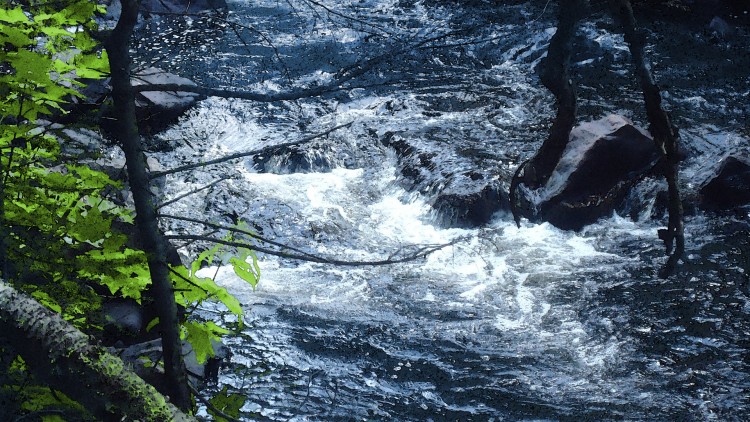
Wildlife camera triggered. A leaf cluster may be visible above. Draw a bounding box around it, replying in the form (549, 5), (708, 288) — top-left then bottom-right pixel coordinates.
(0, 1), (109, 122)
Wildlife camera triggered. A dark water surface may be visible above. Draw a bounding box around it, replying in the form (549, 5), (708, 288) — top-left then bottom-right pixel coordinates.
(138, 1), (749, 420)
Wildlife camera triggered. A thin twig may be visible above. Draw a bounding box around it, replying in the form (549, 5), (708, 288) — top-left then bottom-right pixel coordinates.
(150, 121), (353, 179)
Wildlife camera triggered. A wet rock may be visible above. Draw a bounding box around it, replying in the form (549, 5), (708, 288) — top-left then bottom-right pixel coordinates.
(141, 0), (228, 15)
(103, 299), (144, 344)
(699, 155), (750, 210)
(117, 338), (230, 391)
(380, 131), (436, 189)
(131, 67), (205, 134)
(253, 143), (338, 173)
(432, 179), (509, 227)
(525, 115), (661, 230)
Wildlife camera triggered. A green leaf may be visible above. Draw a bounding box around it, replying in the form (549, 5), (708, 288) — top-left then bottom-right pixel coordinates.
(192, 243), (222, 274)
(0, 25), (34, 47)
(183, 321), (229, 364)
(207, 386), (246, 422)
(230, 249), (260, 289)
(0, 7), (30, 24)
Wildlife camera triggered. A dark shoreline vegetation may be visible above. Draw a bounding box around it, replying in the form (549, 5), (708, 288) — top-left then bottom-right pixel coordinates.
(1, 0), (749, 420)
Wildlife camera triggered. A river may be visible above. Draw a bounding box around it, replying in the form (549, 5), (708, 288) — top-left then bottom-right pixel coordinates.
(133, 0), (749, 420)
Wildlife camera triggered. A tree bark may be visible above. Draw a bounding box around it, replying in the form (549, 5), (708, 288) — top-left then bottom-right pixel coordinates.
(105, 0), (192, 409)
(0, 279), (195, 421)
(524, 0), (589, 188)
(610, 0), (684, 277)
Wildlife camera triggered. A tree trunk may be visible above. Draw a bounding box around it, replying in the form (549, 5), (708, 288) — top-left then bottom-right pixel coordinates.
(105, 0), (192, 409)
(524, 0), (589, 188)
(610, 0), (684, 277)
(0, 279), (195, 421)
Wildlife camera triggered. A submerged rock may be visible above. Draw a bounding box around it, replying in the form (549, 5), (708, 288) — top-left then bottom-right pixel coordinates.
(131, 67), (205, 134)
(253, 143), (339, 173)
(432, 177), (509, 228)
(522, 114), (660, 230)
(699, 155), (750, 210)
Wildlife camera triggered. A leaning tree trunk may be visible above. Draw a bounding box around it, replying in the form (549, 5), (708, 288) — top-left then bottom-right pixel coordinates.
(610, 0), (684, 277)
(105, 0), (192, 409)
(0, 280), (195, 421)
(524, 0), (589, 188)
(509, 0), (589, 225)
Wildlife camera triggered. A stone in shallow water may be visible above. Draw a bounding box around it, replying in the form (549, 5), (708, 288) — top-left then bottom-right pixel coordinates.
(380, 132), (510, 228)
(432, 177), (509, 228)
(700, 155), (750, 211)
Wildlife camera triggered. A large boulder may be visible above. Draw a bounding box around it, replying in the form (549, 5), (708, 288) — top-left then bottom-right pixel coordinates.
(699, 155), (750, 210)
(522, 114), (661, 230)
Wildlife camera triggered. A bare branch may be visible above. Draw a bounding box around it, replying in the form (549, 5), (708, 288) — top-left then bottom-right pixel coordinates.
(130, 26), (479, 104)
(150, 121), (353, 179)
(130, 81), (347, 102)
(163, 234), (467, 267)
(158, 213), (322, 261)
(611, 0), (684, 277)
(157, 177), (230, 210)
(298, 0), (392, 36)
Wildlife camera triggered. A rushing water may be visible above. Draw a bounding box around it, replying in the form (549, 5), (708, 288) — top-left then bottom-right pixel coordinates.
(134, 1), (750, 420)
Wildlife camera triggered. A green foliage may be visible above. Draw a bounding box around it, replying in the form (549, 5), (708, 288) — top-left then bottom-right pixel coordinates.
(0, 2), (109, 122)
(207, 385), (246, 422)
(1, 0), (261, 416)
(230, 244), (261, 289)
(1, 355), (93, 420)
(18, 386), (90, 419)
(171, 238), (261, 364)
(0, 1), (124, 330)
(182, 320), (229, 364)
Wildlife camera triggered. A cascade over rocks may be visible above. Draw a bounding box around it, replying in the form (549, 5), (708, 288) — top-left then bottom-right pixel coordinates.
(518, 114), (661, 230)
(699, 155), (750, 210)
(252, 143), (339, 174)
(381, 132), (510, 228)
